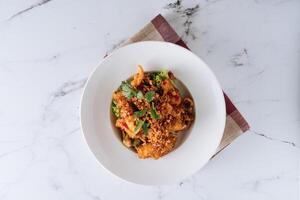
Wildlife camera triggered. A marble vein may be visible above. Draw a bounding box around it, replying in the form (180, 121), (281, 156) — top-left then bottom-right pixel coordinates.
(111, 39), (126, 50)
(273, 0), (296, 6)
(7, 0), (54, 21)
(201, 0), (224, 9)
(241, 174), (281, 197)
(50, 137), (74, 170)
(234, 98), (280, 105)
(106, 39), (127, 54)
(49, 178), (62, 191)
(84, 192), (102, 200)
(0, 145), (30, 159)
(0, 54), (61, 65)
(250, 130), (299, 148)
(45, 129), (102, 200)
(244, 68), (266, 80)
(63, 127), (81, 137)
(230, 48), (249, 67)
(165, 0), (200, 40)
(241, 170), (299, 198)
(41, 78), (86, 122)
(156, 186), (165, 200)
(0, 148), (35, 199)
(77, 173), (103, 200)
(177, 176), (207, 199)
(52, 78), (87, 99)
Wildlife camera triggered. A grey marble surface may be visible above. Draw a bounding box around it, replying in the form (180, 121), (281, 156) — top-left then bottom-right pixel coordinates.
(0, 0), (299, 199)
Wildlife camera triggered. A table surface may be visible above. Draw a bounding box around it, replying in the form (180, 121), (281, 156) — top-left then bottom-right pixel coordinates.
(0, 0), (299, 199)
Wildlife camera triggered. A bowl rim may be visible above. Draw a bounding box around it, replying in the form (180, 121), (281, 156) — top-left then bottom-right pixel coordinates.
(80, 41), (226, 185)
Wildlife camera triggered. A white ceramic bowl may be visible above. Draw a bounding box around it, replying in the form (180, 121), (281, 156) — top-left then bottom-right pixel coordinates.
(80, 41), (226, 185)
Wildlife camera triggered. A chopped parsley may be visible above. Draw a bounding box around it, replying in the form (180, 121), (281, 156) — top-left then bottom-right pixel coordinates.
(145, 91), (155, 102)
(159, 69), (169, 80)
(111, 101), (120, 118)
(150, 103), (160, 119)
(134, 109), (147, 118)
(152, 69), (169, 86)
(142, 122), (150, 135)
(136, 91), (144, 99)
(121, 81), (136, 99)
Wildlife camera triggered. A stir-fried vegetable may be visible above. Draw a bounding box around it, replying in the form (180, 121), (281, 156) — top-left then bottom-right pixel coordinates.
(136, 91), (144, 99)
(142, 122), (150, 135)
(134, 120), (144, 133)
(111, 100), (120, 118)
(121, 81), (137, 99)
(152, 69), (169, 86)
(144, 91), (155, 102)
(150, 103), (160, 119)
(132, 138), (142, 148)
(134, 109), (147, 118)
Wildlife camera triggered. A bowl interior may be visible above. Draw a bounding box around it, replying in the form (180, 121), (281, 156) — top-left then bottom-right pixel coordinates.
(81, 41), (225, 185)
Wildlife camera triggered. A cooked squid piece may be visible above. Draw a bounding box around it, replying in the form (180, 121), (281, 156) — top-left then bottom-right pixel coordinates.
(111, 65), (195, 159)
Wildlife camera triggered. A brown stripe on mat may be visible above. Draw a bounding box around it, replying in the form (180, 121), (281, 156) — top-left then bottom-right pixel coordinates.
(151, 14), (190, 49)
(224, 93), (236, 115)
(230, 110), (250, 132)
(224, 93), (249, 132)
(151, 14), (181, 44)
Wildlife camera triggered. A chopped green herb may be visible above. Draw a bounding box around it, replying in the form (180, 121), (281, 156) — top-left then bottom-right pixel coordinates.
(152, 69), (169, 86)
(136, 91), (144, 99)
(132, 138), (142, 147)
(134, 109), (147, 118)
(150, 103), (160, 119)
(150, 108), (160, 119)
(159, 69), (169, 80)
(145, 91), (155, 102)
(121, 81), (136, 99)
(111, 101), (120, 118)
(153, 74), (162, 85)
(142, 122), (150, 135)
(134, 120), (144, 133)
